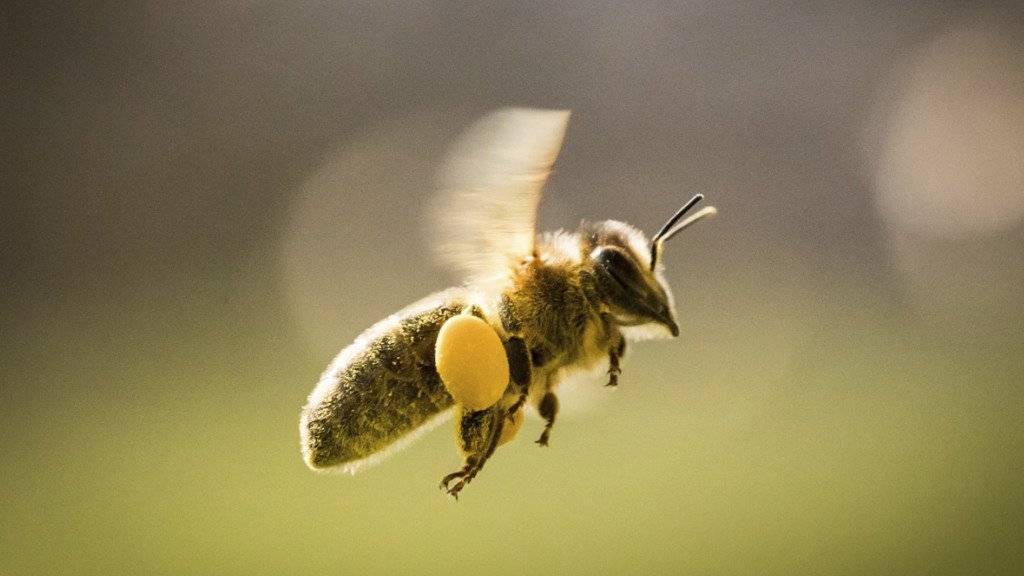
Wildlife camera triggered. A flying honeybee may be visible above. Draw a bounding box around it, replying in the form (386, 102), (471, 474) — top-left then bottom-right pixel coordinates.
(300, 108), (717, 497)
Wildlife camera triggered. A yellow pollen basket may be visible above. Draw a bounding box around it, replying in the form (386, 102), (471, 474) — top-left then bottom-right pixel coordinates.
(435, 314), (510, 411)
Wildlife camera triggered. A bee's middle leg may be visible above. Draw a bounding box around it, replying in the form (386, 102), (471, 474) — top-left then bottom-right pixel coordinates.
(504, 336), (532, 420)
(535, 391), (559, 447)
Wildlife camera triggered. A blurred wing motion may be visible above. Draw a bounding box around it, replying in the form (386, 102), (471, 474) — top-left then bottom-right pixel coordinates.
(432, 108), (571, 282)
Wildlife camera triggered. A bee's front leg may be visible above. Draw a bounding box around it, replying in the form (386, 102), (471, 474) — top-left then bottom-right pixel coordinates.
(440, 405), (505, 499)
(606, 334), (626, 387)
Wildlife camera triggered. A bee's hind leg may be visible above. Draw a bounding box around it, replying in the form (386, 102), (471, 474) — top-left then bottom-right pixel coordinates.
(440, 406), (505, 498)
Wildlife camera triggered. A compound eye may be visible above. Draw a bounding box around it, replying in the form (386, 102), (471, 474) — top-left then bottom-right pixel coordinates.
(593, 247), (646, 295)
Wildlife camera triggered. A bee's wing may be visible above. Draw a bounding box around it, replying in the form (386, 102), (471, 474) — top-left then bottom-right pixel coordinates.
(432, 108), (571, 282)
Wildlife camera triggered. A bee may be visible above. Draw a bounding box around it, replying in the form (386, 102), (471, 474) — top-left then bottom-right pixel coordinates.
(299, 108), (716, 497)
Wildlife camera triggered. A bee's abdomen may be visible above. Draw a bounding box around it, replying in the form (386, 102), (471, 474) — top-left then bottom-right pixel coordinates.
(301, 295), (464, 469)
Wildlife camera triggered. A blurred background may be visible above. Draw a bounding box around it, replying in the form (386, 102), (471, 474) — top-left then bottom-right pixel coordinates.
(3, 1), (1023, 574)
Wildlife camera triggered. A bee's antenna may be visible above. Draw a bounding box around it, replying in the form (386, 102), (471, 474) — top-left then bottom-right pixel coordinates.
(652, 194), (704, 243)
(649, 194), (717, 270)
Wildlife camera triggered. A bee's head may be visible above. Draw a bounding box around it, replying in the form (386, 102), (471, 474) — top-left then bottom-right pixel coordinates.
(582, 194), (716, 340)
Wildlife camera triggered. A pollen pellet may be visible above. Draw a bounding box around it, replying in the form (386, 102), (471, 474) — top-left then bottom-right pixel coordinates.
(435, 314), (509, 411)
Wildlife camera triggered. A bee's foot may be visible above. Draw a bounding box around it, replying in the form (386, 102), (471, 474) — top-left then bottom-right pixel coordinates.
(605, 365), (621, 387)
(439, 471), (464, 490)
(439, 468), (475, 499)
(445, 481), (465, 499)
(535, 430), (551, 447)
